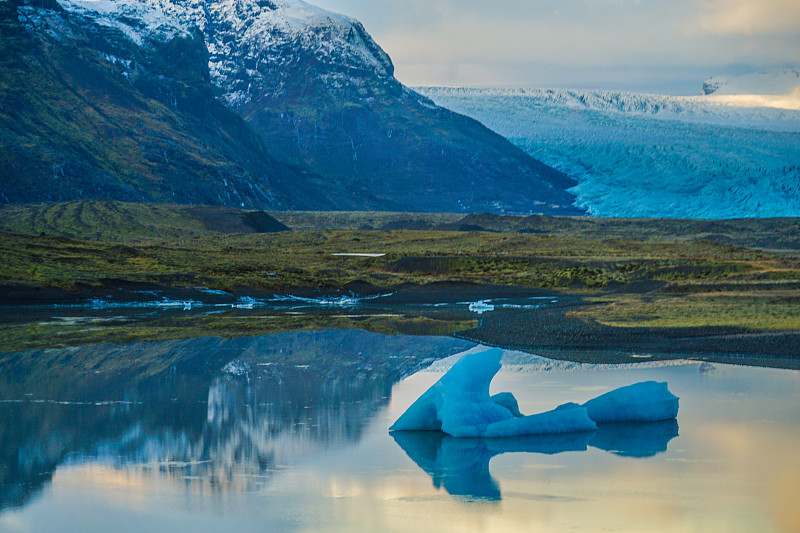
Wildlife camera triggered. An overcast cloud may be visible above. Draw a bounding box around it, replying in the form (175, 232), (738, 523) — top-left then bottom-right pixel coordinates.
(308, 0), (800, 94)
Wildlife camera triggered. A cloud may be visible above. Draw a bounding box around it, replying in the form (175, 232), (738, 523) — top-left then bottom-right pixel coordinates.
(309, 0), (800, 91)
(694, 0), (800, 36)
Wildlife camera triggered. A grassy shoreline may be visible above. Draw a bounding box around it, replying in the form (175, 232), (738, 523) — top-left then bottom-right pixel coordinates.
(1, 201), (798, 365)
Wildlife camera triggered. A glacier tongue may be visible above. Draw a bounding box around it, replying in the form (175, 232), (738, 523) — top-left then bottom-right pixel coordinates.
(419, 87), (800, 219)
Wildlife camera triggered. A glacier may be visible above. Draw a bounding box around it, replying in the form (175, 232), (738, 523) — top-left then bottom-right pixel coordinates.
(418, 87), (800, 219)
(390, 348), (679, 438)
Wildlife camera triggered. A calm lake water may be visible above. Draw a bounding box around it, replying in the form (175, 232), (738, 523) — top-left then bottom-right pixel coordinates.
(1, 330), (798, 533)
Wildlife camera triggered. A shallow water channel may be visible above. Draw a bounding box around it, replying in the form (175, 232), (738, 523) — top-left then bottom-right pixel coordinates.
(0, 330), (798, 532)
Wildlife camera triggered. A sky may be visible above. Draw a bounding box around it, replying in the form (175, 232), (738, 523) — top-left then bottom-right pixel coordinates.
(308, 0), (800, 95)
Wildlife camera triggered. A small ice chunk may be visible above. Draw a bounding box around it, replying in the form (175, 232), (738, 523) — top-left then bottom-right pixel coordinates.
(468, 300), (495, 314)
(583, 381), (679, 423)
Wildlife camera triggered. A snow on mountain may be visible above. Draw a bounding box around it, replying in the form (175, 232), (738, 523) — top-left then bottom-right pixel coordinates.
(169, 0), (395, 108)
(53, 0), (192, 45)
(8, 0), (310, 209)
(418, 87), (800, 219)
(57, 0), (395, 108)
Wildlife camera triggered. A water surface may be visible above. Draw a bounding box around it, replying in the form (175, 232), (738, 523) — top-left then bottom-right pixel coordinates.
(1, 332), (798, 532)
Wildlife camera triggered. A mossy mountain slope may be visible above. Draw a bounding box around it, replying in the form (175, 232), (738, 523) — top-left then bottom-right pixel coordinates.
(0, 0), (343, 209)
(0, 200), (289, 240)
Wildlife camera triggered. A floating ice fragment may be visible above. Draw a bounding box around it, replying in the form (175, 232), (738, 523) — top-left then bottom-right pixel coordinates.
(468, 300), (495, 314)
(390, 348), (679, 438)
(583, 381), (679, 423)
(231, 296), (264, 309)
(390, 348), (510, 436)
(269, 292), (394, 308)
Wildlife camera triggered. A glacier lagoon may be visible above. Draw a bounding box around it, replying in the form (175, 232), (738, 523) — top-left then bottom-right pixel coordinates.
(1, 330), (799, 532)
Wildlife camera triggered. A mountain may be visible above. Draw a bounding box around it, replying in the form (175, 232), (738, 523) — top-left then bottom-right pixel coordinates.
(0, 0), (321, 208)
(0, 0), (581, 214)
(702, 68), (800, 96)
(418, 87), (800, 219)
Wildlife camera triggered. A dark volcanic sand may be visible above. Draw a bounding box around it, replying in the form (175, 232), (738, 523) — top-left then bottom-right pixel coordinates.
(2, 281), (797, 370)
(454, 297), (800, 370)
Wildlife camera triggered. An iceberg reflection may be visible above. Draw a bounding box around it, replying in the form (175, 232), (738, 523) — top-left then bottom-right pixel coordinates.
(392, 420), (679, 500)
(591, 419), (679, 458)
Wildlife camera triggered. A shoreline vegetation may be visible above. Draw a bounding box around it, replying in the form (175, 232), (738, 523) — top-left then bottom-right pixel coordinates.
(1, 200), (798, 368)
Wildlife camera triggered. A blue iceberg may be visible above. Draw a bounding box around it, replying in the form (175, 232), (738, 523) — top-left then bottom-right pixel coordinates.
(390, 348), (679, 438)
(584, 381), (680, 423)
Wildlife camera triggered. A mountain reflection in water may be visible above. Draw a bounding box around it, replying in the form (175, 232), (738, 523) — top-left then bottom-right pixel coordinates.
(0, 330), (474, 510)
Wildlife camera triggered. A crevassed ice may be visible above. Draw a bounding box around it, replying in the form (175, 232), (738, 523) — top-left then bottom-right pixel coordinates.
(418, 87), (800, 219)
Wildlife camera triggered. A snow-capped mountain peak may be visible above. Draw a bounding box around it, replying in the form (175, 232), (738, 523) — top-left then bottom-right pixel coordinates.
(55, 0), (395, 108)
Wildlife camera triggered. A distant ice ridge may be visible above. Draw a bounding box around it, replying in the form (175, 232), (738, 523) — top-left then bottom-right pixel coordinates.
(390, 348), (679, 438)
(269, 292), (394, 308)
(425, 346), (696, 374)
(420, 86), (800, 128)
(418, 87), (800, 219)
(703, 69), (800, 97)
